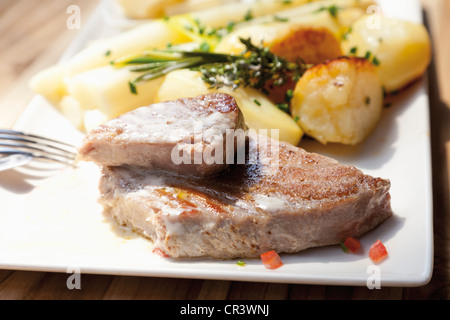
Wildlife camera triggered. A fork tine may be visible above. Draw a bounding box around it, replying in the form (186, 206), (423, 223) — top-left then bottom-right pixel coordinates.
(0, 148), (33, 157)
(0, 148), (74, 166)
(0, 130), (77, 154)
(0, 135), (77, 157)
(0, 129), (76, 149)
(0, 142), (74, 160)
(0, 129), (77, 153)
(0, 129), (78, 167)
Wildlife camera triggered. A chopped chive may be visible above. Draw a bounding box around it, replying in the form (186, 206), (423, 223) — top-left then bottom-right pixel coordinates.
(315, 5), (341, 17)
(294, 115), (299, 122)
(183, 24), (194, 32)
(340, 241), (349, 253)
(194, 18), (206, 35)
(244, 10), (253, 21)
(328, 5), (340, 17)
(342, 27), (353, 40)
(129, 81), (137, 95)
(276, 103), (289, 113)
(285, 89), (294, 102)
(199, 41), (211, 52)
(350, 46), (358, 54)
(236, 260), (246, 267)
(226, 21), (236, 33)
(273, 15), (289, 22)
(372, 56), (380, 66)
(253, 99), (262, 106)
(364, 51), (372, 60)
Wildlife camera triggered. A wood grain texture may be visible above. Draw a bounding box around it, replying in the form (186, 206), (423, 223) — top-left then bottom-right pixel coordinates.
(0, 0), (449, 300)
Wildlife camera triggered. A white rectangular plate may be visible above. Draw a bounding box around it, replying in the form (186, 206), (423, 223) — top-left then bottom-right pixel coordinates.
(0, 0), (433, 286)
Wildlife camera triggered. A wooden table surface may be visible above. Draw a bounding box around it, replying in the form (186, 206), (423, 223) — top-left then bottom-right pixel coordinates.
(0, 0), (449, 300)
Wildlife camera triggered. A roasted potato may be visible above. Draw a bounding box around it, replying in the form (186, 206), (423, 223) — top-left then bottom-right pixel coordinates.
(270, 26), (342, 65)
(214, 2), (374, 59)
(214, 13), (344, 60)
(215, 23), (343, 64)
(291, 57), (383, 145)
(341, 14), (431, 93)
(214, 21), (342, 105)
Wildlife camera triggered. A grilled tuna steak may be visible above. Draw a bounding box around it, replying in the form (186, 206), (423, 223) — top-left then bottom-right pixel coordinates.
(98, 132), (393, 259)
(78, 93), (246, 177)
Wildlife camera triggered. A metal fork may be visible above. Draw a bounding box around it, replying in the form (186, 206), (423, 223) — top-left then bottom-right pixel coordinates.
(0, 129), (78, 172)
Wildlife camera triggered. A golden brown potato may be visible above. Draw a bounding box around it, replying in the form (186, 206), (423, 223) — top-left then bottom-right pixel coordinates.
(270, 27), (342, 65)
(291, 57), (383, 145)
(215, 23), (343, 105)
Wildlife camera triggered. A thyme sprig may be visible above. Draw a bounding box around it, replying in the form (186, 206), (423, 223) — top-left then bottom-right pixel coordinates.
(199, 38), (309, 93)
(113, 38), (310, 95)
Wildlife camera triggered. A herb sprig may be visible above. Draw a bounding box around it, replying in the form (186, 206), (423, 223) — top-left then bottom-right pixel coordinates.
(199, 38), (309, 93)
(111, 50), (233, 94)
(113, 38), (310, 95)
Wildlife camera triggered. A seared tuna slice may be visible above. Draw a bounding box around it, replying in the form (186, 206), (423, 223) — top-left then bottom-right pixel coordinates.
(78, 93), (246, 177)
(98, 133), (392, 259)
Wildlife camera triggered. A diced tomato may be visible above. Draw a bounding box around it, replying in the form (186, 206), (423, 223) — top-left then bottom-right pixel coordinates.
(260, 250), (283, 270)
(152, 248), (170, 258)
(369, 240), (388, 263)
(343, 237), (361, 253)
